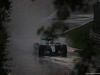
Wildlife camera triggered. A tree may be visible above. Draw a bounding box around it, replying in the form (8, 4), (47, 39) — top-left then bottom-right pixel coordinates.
(54, 0), (90, 20)
(37, 21), (69, 39)
(0, 0), (11, 75)
(0, 0), (11, 29)
(37, 0), (91, 39)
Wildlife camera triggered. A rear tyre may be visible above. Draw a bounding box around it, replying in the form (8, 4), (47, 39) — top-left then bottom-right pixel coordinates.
(55, 45), (61, 55)
(39, 45), (45, 56)
(45, 45), (52, 56)
(62, 45), (67, 57)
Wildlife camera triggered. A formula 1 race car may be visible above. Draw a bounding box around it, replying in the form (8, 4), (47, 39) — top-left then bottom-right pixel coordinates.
(39, 37), (67, 57)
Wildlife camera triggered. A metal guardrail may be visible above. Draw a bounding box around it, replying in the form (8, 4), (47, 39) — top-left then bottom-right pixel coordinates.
(62, 18), (93, 34)
(90, 30), (100, 39)
(90, 30), (100, 44)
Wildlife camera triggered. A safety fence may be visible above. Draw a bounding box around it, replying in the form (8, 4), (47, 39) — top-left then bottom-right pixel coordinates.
(90, 30), (100, 45)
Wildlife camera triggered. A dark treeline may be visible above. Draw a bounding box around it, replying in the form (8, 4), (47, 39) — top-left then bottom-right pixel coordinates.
(0, 0), (11, 75)
(37, 0), (91, 39)
(54, 0), (91, 20)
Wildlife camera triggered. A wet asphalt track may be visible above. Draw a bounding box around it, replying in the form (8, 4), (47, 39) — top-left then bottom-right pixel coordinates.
(7, 39), (78, 75)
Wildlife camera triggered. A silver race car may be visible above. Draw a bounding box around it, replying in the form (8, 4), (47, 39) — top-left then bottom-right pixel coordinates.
(39, 37), (67, 57)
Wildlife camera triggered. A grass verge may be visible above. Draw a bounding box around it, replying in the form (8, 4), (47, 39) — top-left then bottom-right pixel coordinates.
(64, 21), (93, 49)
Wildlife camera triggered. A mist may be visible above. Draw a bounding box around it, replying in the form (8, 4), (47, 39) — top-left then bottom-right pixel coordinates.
(6, 0), (58, 75)
(7, 0), (55, 49)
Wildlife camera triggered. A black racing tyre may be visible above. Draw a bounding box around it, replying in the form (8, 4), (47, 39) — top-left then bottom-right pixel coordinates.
(55, 45), (60, 55)
(45, 45), (52, 56)
(62, 45), (67, 57)
(39, 45), (45, 56)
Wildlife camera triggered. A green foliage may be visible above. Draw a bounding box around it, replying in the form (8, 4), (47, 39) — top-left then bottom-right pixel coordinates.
(0, 0), (11, 10)
(72, 43), (96, 75)
(56, 7), (70, 20)
(54, 0), (85, 10)
(75, 62), (89, 75)
(0, 28), (9, 75)
(54, 0), (90, 20)
(0, 0), (11, 74)
(31, 0), (35, 2)
(37, 21), (69, 39)
(0, 8), (11, 24)
(79, 43), (95, 61)
(37, 26), (45, 35)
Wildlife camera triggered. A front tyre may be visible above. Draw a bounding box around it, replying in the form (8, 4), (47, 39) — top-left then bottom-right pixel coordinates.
(39, 45), (45, 56)
(62, 45), (67, 57)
